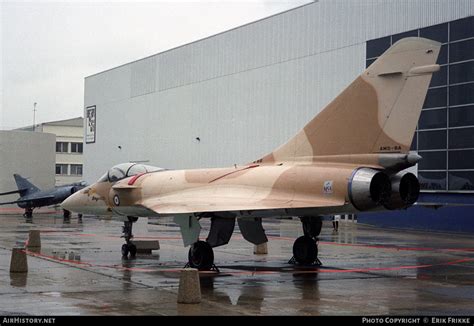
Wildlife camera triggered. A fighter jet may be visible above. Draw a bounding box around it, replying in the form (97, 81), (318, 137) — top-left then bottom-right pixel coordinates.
(63, 37), (440, 269)
(0, 174), (87, 218)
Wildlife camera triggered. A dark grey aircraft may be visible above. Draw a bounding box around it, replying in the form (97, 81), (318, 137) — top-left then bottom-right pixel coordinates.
(0, 174), (87, 218)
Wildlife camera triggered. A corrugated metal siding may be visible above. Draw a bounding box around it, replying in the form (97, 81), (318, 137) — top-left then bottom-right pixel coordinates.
(131, 56), (156, 97)
(84, 0), (474, 181)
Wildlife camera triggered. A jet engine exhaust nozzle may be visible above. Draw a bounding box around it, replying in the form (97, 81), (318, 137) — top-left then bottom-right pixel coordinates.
(349, 168), (392, 211)
(384, 172), (420, 210)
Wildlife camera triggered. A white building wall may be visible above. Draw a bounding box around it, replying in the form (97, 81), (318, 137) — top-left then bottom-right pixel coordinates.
(84, 0), (474, 182)
(0, 131), (56, 210)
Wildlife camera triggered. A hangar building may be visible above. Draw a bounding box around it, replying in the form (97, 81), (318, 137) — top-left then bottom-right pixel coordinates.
(84, 0), (474, 233)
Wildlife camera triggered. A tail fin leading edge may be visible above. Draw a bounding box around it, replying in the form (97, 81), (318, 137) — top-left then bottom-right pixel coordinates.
(262, 37), (441, 163)
(13, 174), (40, 196)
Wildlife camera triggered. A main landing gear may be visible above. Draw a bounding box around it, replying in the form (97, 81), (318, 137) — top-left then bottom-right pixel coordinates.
(289, 216), (323, 266)
(23, 208), (33, 218)
(121, 216), (138, 258)
(186, 241), (218, 272)
(63, 209), (71, 219)
(183, 215), (236, 272)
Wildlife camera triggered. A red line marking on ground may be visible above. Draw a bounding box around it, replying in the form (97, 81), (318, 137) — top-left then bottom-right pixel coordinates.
(266, 236), (474, 253)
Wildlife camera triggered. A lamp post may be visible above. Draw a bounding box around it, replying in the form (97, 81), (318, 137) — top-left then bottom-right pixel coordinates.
(33, 102), (37, 131)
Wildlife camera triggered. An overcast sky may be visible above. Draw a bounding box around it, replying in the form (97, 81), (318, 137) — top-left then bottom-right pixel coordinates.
(0, 0), (311, 130)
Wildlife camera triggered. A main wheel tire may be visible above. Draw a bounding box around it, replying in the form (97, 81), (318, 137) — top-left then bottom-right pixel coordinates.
(63, 209), (71, 219)
(121, 244), (130, 257)
(129, 243), (137, 257)
(188, 241), (214, 271)
(292, 235), (318, 265)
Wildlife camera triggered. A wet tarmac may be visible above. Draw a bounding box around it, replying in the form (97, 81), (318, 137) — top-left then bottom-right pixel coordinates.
(0, 213), (473, 316)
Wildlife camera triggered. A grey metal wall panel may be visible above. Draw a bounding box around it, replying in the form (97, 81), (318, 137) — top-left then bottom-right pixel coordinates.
(84, 0), (474, 182)
(131, 56), (156, 98)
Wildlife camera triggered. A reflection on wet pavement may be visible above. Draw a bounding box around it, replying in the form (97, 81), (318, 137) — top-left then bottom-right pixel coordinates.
(0, 213), (472, 315)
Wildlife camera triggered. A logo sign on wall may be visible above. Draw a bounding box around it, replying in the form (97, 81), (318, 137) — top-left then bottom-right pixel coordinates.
(85, 106), (96, 144)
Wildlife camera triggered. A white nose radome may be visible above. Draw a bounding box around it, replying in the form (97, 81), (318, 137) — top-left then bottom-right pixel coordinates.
(61, 187), (110, 216)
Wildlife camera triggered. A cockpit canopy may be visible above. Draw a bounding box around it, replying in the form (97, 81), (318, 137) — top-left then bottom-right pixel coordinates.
(99, 163), (165, 183)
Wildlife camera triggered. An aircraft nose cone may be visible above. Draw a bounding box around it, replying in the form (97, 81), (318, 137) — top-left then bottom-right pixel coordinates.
(61, 190), (83, 212)
(61, 185), (111, 216)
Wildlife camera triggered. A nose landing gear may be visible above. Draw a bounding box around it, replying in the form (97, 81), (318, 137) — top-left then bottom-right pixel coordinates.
(121, 216), (138, 258)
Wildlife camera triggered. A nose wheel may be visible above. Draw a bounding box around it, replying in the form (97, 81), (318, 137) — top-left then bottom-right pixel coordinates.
(121, 243), (137, 257)
(121, 216), (138, 258)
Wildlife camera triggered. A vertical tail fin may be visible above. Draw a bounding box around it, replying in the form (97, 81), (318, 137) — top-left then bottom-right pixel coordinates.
(261, 37), (441, 163)
(13, 174), (40, 196)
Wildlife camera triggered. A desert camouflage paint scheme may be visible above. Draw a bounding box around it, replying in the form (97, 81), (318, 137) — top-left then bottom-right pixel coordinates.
(63, 37), (440, 235)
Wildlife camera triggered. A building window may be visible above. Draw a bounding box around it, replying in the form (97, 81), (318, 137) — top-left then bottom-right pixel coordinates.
(437, 45), (448, 65)
(449, 83), (474, 107)
(449, 105), (474, 127)
(70, 164), (83, 176)
(430, 65), (447, 87)
(449, 16), (474, 42)
(419, 109), (447, 130)
(420, 22), (448, 43)
(410, 132), (418, 151)
(449, 39), (474, 63)
(449, 61), (474, 84)
(418, 151), (447, 170)
(448, 171), (474, 190)
(391, 29), (418, 43)
(449, 150), (474, 170)
(56, 142), (69, 153)
(418, 130), (447, 150)
(71, 142), (83, 153)
(55, 164), (68, 175)
(418, 171), (447, 191)
(366, 36), (391, 58)
(423, 87), (447, 109)
(448, 127), (474, 149)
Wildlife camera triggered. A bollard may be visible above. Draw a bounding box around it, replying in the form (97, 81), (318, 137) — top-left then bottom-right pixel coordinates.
(177, 268), (201, 304)
(10, 248), (28, 273)
(27, 230), (41, 249)
(253, 242), (268, 255)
